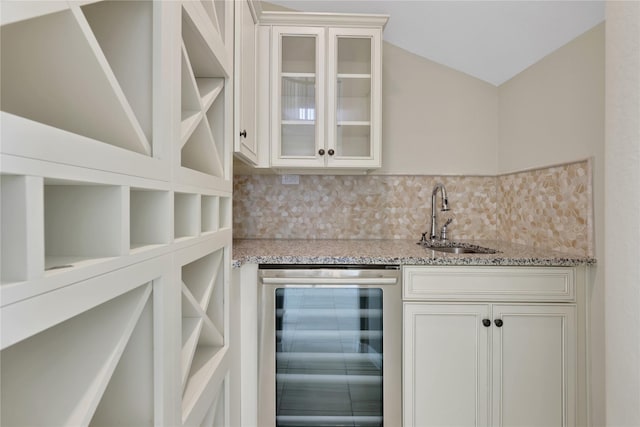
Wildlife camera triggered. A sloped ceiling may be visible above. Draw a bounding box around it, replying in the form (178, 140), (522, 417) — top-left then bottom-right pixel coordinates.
(266, 0), (605, 86)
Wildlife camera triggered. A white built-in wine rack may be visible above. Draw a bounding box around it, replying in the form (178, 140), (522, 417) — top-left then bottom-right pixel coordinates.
(1, 1), (233, 426)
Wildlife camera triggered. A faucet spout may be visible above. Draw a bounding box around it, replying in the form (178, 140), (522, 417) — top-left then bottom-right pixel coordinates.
(430, 184), (450, 240)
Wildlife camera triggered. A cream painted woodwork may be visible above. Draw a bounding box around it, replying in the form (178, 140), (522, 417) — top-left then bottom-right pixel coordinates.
(257, 11), (387, 171)
(403, 303), (491, 426)
(1, 1), (234, 426)
(403, 266), (587, 427)
(403, 266), (577, 302)
(233, 0), (260, 165)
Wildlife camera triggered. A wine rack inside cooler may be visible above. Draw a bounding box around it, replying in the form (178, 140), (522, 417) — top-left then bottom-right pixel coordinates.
(275, 287), (384, 427)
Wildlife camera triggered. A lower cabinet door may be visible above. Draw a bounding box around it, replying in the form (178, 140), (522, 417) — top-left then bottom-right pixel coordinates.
(491, 304), (577, 427)
(403, 303), (491, 427)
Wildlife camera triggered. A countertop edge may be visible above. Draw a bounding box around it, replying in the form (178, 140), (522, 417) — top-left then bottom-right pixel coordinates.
(232, 239), (596, 269)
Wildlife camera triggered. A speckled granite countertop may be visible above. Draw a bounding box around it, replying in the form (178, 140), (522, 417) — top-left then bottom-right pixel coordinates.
(232, 239), (596, 267)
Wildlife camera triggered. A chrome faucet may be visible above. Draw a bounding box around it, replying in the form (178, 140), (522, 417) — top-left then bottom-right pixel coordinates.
(429, 183), (450, 240)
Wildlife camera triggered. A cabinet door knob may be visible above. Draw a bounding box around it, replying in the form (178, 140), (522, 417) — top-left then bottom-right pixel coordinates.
(482, 319), (491, 327)
(240, 130), (247, 138)
(328, 149), (335, 156)
(318, 149), (325, 155)
(494, 319), (504, 327)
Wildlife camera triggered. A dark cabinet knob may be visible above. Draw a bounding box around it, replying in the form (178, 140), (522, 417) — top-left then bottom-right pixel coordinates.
(482, 319), (491, 327)
(240, 129), (247, 138)
(494, 319), (503, 327)
(318, 149), (325, 155)
(328, 149), (335, 156)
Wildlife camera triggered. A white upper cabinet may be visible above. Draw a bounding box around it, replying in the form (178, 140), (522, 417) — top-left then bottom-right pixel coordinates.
(233, 0), (260, 165)
(258, 12), (388, 171)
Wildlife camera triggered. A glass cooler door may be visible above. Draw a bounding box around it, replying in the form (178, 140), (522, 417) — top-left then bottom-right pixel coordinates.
(275, 287), (384, 427)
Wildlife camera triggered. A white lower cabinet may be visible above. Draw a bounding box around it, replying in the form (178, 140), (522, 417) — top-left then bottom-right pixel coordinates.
(402, 266), (584, 427)
(404, 303), (491, 427)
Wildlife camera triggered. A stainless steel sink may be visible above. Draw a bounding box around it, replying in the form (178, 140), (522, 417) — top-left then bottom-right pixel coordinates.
(429, 246), (497, 254)
(420, 241), (499, 255)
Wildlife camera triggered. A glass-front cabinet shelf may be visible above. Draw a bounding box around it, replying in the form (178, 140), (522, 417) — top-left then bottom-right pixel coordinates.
(330, 30), (378, 164)
(272, 27), (325, 167)
(263, 13), (387, 170)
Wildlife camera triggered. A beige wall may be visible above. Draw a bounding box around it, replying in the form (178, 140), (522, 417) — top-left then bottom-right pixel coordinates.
(497, 24), (604, 173)
(378, 42), (499, 175)
(605, 2), (640, 425)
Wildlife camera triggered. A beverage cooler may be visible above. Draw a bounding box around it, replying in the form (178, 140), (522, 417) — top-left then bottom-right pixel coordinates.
(258, 265), (401, 427)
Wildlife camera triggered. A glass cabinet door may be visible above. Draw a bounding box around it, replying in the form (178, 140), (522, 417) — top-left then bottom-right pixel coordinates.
(328, 29), (381, 168)
(272, 27), (325, 167)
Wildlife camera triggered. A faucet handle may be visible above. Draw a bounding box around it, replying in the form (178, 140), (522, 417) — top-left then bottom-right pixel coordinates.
(440, 218), (453, 241)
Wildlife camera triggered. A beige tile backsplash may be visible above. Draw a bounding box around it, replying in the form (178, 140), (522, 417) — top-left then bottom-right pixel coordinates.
(497, 160), (593, 256)
(233, 160), (593, 256)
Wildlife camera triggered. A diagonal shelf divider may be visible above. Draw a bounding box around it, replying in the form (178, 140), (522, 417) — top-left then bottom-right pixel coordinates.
(89, 296), (154, 427)
(180, 45), (224, 177)
(80, 1), (153, 145)
(198, 315), (224, 347)
(197, 78), (224, 112)
(182, 345), (227, 426)
(203, 83), (226, 178)
(200, 0), (221, 37)
(0, 283), (152, 427)
(182, 2), (230, 79)
(181, 304), (204, 390)
(181, 43), (203, 147)
(1, 7), (150, 156)
(182, 116), (224, 178)
(181, 110), (203, 149)
(181, 250), (222, 310)
(200, 376), (227, 427)
(204, 255), (225, 336)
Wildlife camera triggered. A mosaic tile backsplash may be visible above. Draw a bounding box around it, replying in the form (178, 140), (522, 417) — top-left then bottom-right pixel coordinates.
(497, 160), (593, 256)
(233, 160), (593, 256)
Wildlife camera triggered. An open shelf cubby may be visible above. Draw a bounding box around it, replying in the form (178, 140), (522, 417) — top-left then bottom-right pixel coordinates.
(130, 188), (170, 252)
(219, 197), (232, 230)
(1, 283), (153, 427)
(0, 6), (150, 156)
(174, 192), (199, 240)
(1, 175), (43, 284)
(201, 196), (220, 233)
(44, 179), (124, 273)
